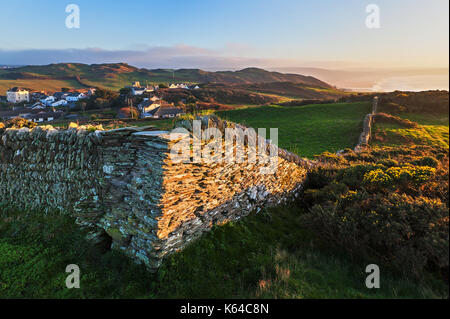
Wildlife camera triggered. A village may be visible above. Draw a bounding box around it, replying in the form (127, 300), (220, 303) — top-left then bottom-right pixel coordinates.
(0, 81), (196, 124)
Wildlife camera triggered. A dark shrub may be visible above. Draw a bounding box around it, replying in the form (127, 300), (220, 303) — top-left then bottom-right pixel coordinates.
(301, 192), (449, 278)
(413, 156), (439, 168)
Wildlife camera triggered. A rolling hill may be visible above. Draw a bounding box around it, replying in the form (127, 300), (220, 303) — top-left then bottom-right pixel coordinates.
(0, 63), (337, 96)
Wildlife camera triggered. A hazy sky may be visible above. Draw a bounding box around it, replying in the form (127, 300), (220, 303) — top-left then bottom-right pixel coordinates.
(0, 0), (448, 69)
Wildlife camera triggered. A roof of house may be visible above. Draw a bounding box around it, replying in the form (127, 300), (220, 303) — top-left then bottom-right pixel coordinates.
(138, 100), (159, 108)
(152, 106), (184, 117)
(31, 111), (63, 119)
(67, 93), (81, 97)
(53, 92), (70, 98)
(8, 87), (28, 92)
(0, 108), (63, 120)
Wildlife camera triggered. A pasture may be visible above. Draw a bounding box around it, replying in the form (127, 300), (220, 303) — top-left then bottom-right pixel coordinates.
(216, 102), (372, 158)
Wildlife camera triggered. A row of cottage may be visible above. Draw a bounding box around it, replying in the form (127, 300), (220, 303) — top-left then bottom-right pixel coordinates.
(2, 81), (191, 123)
(5, 87), (96, 108)
(136, 95), (184, 119)
(127, 81), (200, 96)
(5, 81), (198, 105)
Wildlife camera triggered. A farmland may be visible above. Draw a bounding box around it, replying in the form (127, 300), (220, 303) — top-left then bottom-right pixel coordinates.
(217, 102), (372, 158)
(0, 91), (448, 299)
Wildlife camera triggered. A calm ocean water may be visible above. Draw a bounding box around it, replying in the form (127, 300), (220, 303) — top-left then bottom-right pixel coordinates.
(361, 74), (449, 92)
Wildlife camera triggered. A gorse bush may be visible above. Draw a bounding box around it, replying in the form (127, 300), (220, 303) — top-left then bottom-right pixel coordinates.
(0, 117), (37, 132)
(413, 156), (439, 168)
(301, 192), (449, 278)
(363, 169), (392, 186)
(302, 144), (449, 280)
(363, 165), (436, 189)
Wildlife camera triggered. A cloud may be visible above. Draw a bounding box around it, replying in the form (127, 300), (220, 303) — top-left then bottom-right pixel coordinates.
(2, 46), (446, 91)
(0, 45), (281, 70)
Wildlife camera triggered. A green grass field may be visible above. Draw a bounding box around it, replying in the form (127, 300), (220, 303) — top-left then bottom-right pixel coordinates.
(372, 113), (449, 149)
(216, 102), (372, 158)
(1, 203), (446, 299)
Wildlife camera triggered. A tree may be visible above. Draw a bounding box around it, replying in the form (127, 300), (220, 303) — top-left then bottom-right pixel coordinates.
(0, 102), (11, 110)
(120, 87), (132, 96)
(119, 107), (138, 119)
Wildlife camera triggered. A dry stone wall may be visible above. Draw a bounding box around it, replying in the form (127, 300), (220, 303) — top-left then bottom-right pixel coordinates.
(354, 96), (378, 152)
(0, 126), (106, 237)
(0, 123), (308, 270)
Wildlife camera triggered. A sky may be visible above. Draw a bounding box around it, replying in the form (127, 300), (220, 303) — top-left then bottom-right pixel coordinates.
(0, 0), (448, 72)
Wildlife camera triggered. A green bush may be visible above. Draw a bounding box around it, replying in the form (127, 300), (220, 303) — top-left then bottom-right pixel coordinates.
(339, 164), (385, 188)
(301, 192), (449, 278)
(413, 156), (439, 168)
(301, 143), (448, 281)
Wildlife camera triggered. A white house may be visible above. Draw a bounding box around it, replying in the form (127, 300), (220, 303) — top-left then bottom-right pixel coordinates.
(132, 87), (146, 95)
(128, 82), (149, 96)
(41, 96), (55, 106)
(6, 87), (29, 103)
(152, 106), (184, 119)
(169, 83), (189, 89)
(138, 100), (161, 116)
(51, 100), (68, 107)
(30, 102), (46, 110)
(66, 92), (86, 102)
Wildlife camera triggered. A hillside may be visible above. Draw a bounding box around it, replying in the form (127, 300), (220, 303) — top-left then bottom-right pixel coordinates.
(240, 81), (346, 99)
(1, 95), (447, 299)
(0, 63), (336, 97)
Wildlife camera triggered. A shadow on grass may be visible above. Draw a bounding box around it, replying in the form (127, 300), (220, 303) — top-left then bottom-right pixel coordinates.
(0, 202), (447, 299)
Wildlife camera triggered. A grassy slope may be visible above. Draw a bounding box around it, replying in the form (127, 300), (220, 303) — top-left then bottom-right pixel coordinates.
(372, 113), (449, 149)
(241, 82), (347, 100)
(217, 102), (372, 158)
(1, 105), (447, 299)
(0, 64), (333, 92)
(1, 203), (445, 299)
(0, 79), (86, 93)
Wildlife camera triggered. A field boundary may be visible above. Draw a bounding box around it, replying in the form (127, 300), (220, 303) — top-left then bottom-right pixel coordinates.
(354, 96), (378, 152)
